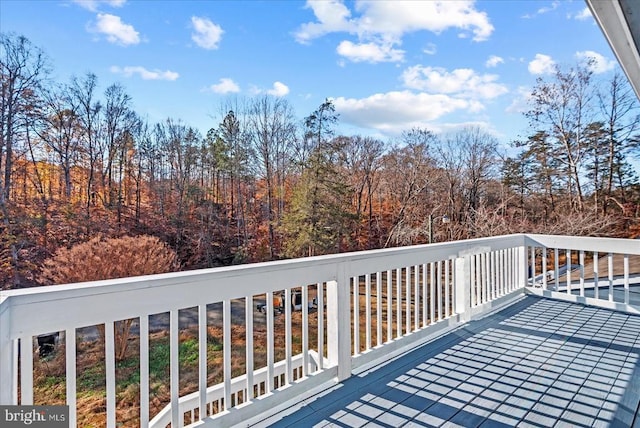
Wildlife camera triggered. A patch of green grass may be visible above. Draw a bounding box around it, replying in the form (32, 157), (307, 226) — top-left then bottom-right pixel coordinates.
(149, 340), (170, 379)
(41, 375), (65, 389)
(180, 338), (199, 366)
(208, 336), (223, 352)
(78, 365), (105, 390)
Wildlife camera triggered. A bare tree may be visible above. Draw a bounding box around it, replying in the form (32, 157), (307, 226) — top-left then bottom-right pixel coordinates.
(382, 129), (439, 246)
(341, 135), (384, 249)
(597, 71), (640, 213)
(0, 33), (49, 287)
(102, 82), (134, 207)
(527, 62), (596, 212)
(1, 33), (50, 202)
(36, 83), (82, 200)
(70, 72), (102, 217)
(247, 96), (296, 258)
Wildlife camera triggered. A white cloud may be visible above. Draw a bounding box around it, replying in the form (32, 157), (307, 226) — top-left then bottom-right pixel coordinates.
(333, 91), (479, 134)
(401, 65), (508, 99)
(506, 86), (533, 114)
(266, 81), (290, 97)
(485, 55), (504, 68)
(73, 0), (125, 12)
(294, 0), (354, 44)
(576, 50), (616, 74)
(89, 13), (140, 45)
(110, 66), (179, 80)
(536, 1), (559, 15)
(191, 16), (223, 50)
(336, 40), (404, 63)
(209, 78), (240, 94)
(522, 1), (559, 18)
(423, 43), (437, 55)
(249, 82), (290, 96)
(574, 7), (592, 21)
(357, 1), (493, 42)
(295, 1), (493, 63)
(528, 53), (556, 75)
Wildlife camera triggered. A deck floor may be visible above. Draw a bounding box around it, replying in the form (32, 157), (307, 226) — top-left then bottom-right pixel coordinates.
(263, 296), (640, 428)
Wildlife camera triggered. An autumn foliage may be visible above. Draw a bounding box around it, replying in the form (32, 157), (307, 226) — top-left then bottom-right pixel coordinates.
(42, 235), (179, 285)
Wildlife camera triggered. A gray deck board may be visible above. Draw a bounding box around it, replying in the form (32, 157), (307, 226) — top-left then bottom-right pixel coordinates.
(263, 296), (640, 427)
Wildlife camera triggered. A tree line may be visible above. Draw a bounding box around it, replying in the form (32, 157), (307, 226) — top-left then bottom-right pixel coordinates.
(2, 32), (640, 289)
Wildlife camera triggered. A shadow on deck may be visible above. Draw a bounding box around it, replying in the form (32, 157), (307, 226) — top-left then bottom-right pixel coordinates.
(261, 296), (640, 428)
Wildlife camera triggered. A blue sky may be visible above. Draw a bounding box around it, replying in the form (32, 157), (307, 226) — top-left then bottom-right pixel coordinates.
(0, 0), (621, 146)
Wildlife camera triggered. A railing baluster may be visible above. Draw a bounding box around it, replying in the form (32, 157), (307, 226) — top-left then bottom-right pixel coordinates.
(244, 297), (254, 400)
(19, 336), (33, 405)
(396, 268), (402, 337)
(624, 255), (630, 304)
(376, 272), (382, 347)
(474, 254), (484, 305)
(542, 248), (547, 290)
(170, 311), (180, 426)
(105, 321), (116, 428)
(508, 249), (513, 292)
(594, 251), (599, 300)
(579, 251), (585, 297)
(554, 248), (559, 291)
(437, 261), (442, 321)
(140, 316), (150, 428)
(66, 328), (76, 428)
(317, 283), (324, 370)
(365, 274), (371, 350)
(499, 250), (505, 296)
(608, 253), (614, 302)
(445, 259), (450, 318)
(284, 288), (292, 384)
(470, 256), (476, 306)
(503, 250), (508, 295)
(266, 291), (274, 392)
(491, 252), (497, 299)
(302, 285), (309, 376)
(386, 270), (392, 341)
(223, 300), (232, 409)
(422, 264), (427, 327)
(353, 277), (360, 354)
(405, 267), (411, 333)
(566, 250), (572, 295)
(482, 253), (488, 303)
(414, 265), (419, 331)
(429, 262), (435, 324)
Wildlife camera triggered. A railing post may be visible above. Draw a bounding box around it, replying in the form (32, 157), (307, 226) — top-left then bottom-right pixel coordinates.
(0, 297), (16, 404)
(327, 262), (351, 381)
(519, 244), (528, 288)
(455, 255), (470, 322)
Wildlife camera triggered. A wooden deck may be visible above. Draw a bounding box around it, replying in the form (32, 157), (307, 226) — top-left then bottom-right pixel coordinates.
(260, 296), (640, 428)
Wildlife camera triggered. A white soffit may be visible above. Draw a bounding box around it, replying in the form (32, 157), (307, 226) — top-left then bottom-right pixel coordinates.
(586, 0), (640, 100)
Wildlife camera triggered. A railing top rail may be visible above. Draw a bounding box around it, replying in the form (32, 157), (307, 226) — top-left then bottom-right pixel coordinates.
(1, 233), (527, 301)
(0, 233), (527, 338)
(525, 234), (640, 255)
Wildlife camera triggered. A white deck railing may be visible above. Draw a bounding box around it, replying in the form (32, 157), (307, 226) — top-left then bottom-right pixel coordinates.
(1, 234), (638, 427)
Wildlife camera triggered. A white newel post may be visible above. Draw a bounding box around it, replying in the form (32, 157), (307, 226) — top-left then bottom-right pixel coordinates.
(0, 297), (16, 404)
(327, 262), (352, 381)
(455, 255), (470, 322)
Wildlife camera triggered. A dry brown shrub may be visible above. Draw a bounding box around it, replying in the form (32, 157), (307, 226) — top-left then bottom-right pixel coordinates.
(41, 235), (179, 285)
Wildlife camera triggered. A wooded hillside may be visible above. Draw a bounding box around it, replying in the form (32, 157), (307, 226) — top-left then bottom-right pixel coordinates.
(2, 33), (640, 289)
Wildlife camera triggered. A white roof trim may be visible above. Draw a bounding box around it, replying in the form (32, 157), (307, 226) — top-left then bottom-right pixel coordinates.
(586, 0), (640, 100)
